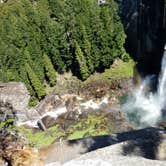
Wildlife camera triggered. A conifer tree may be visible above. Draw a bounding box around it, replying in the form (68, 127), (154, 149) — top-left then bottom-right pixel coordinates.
(0, 0), (127, 94)
(81, 25), (94, 74)
(43, 54), (57, 86)
(74, 40), (89, 80)
(25, 63), (45, 99)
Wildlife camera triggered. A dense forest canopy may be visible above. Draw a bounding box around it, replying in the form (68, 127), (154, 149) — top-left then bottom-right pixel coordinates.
(0, 0), (128, 99)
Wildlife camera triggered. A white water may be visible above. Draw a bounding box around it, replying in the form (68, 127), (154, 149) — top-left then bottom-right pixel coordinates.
(80, 97), (108, 110)
(123, 46), (166, 127)
(17, 97), (109, 128)
(16, 107), (67, 128)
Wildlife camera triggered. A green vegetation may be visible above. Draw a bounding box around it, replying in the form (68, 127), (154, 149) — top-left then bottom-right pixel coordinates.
(0, 0), (129, 100)
(67, 113), (112, 140)
(102, 59), (134, 80)
(43, 54), (57, 86)
(0, 118), (14, 129)
(74, 40), (89, 80)
(16, 112), (114, 147)
(25, 63), (46, 99)
(86, 59), (134, 84)
(17, 125), (61, 147)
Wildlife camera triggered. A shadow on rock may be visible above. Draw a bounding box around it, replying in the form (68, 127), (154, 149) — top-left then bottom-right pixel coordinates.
(67, 127), (166, 160)
(40, 128), (166, 164)
(121, 128), (165, 159)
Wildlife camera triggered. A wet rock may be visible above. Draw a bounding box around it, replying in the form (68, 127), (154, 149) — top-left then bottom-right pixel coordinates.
(55, 111), (80, 130)
(118, 77), (133, 91)
(38, 116), (56, 129)
(158, 119), (166, 129)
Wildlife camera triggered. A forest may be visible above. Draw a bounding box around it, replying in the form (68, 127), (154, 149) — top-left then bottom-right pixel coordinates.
(0, 0), (128, 99)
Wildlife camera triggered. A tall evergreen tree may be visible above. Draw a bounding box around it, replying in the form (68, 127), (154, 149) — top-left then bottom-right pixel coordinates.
(81, 25), (94, 74)
(74, 40), (89, 80)
(0, 0), (127, 98)
(25, 64), (45, 99)
(43, 54), (57, 86)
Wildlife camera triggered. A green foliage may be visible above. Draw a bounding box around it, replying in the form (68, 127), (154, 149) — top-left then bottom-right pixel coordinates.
(25, 63), (45, 99)
(17, 125), (61, 147)
(29, 96), (38, 107)
(0, 0), (128, 97)
(86, 59), (134, 84)
(43, 54), (57, 86)
(0, 118), (14, 129)
(103, 60), (134, 80)
(121, 53), (131, 62)
(74, 40), (89, 80)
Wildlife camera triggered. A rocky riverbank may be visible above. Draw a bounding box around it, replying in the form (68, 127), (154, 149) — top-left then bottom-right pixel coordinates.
(0, 60), (165, 165)
(0, 76), (133, 147)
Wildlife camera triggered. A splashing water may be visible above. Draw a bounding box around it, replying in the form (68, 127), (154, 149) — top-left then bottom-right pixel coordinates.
(123, 46), (166, 127)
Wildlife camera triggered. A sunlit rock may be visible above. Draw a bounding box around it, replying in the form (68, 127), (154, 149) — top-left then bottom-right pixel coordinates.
(0, 82), (30, 112)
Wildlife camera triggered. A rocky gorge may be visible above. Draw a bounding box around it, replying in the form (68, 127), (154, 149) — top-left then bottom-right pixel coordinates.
(0, 70), (166, 165)
(0, 73), (133, 141)
(0, 0), (166, 165)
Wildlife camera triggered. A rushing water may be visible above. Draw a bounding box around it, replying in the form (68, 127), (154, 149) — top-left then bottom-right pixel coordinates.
(123, 46), (166, 127)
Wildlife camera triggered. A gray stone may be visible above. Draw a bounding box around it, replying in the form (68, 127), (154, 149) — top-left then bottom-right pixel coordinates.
(38, 115), (56, 129)
(0, 82), (30, 111)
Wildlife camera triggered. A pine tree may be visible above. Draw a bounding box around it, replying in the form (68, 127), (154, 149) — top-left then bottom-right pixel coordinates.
(25, 63), (45, 99)
(74, 40), (89, 80)
(81, 25), (94, 74)
(43, 54), (57, 86)
(0, 0), (127, 93)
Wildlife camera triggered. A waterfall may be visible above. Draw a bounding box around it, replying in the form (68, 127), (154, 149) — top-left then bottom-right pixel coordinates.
(157, 46), (166, 108)
(123, 45), (166, 127)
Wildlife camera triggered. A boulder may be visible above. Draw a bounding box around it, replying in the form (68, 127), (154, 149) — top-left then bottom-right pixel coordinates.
(35, 91), (78, 116)
(55, 111), (80, 130)
(0, 82), (30, 111)
(38, 115), (56, 129)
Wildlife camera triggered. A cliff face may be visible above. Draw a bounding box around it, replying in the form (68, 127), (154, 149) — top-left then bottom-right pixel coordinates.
(116, 0), (166, 76)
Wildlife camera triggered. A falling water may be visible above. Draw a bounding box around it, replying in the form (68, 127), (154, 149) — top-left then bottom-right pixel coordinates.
(157, 46), (166, 108)
(123, 45), (166, 127)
